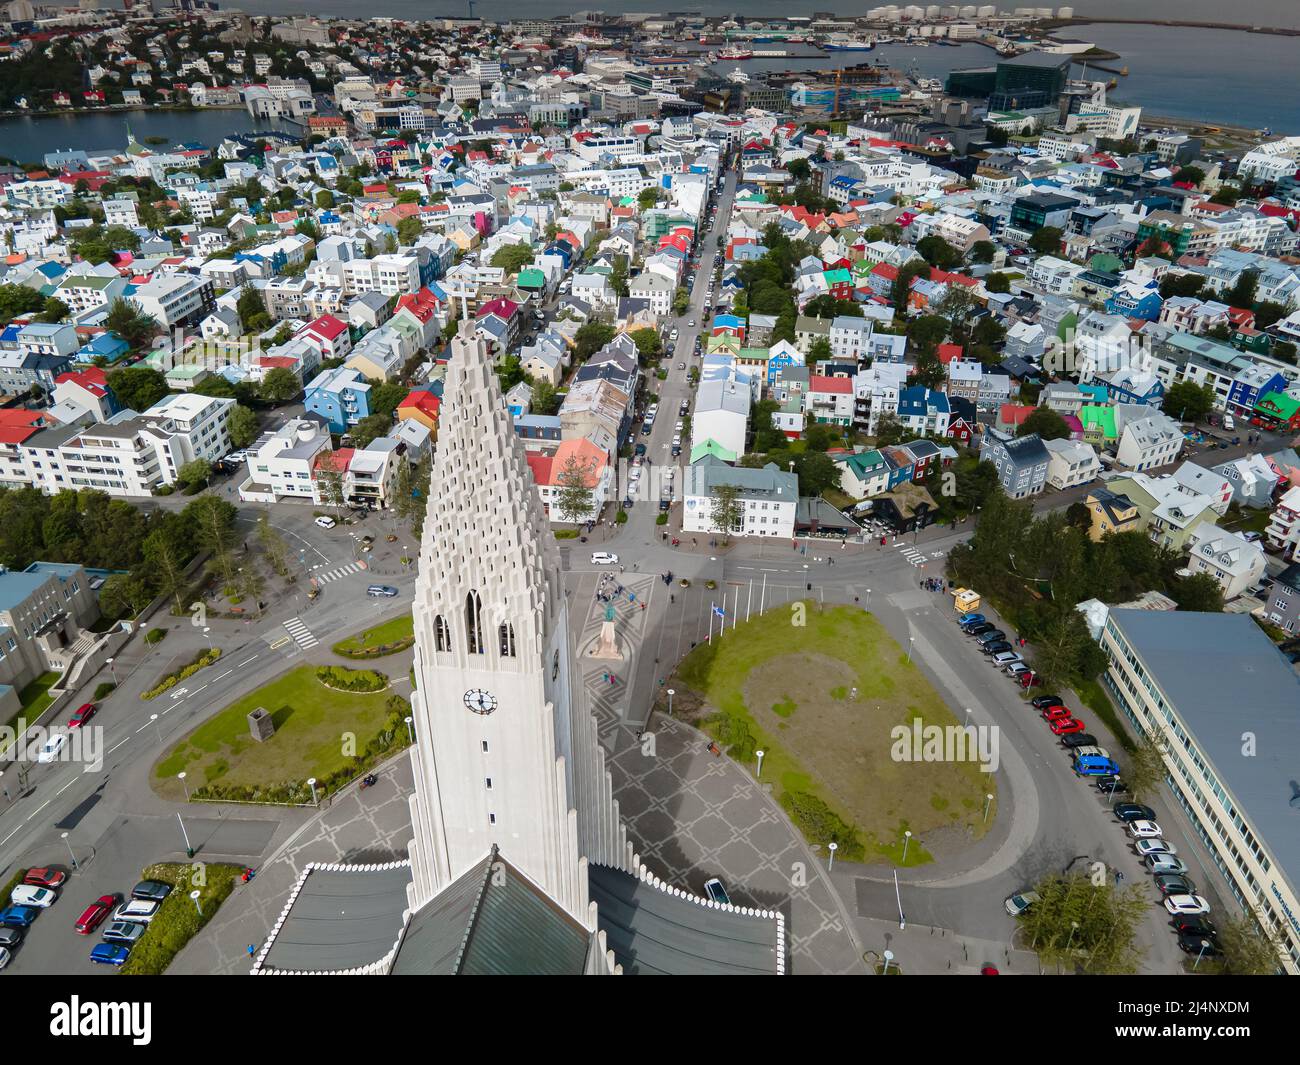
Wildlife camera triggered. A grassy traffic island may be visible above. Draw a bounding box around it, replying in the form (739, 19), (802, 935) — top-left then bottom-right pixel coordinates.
(331, 614), (415, 659)
(669, 603), (995, 866)
(151, 664), (411, 805)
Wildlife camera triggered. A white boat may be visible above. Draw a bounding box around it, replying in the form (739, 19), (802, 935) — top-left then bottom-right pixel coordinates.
(823, 38), (875, 52)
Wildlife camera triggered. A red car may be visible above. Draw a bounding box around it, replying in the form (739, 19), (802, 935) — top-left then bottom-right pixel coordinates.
(1042, 704), (1072, 721)
(74, 894), (119, 935)
(67, 702), (96, 729)
(1018, 670), (1044, 689)
(23, 867), (67, 889)
(1051, 717), (1086, 735)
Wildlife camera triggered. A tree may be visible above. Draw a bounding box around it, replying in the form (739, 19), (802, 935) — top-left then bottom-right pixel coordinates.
(785, 157), (811, 182)
(1175, 164), (1205, 188)
(709, 484), (744, 543)
(255, 515), (291, 579)
(807, 336), (832, 366)
(874, 412), (905, 448)
(628, 327), (662, 362)
(106, 366), (167, 412)
(1016, 406), (1071, 442)
(1019, 874), (1147, 974)
(185, 495), (239, 584)
(969, 240), (996, 264)
(916, 234), (961, 271)
(98, 573), (151, 620)
(1028, 226), (1064, 256)
(933, 285), (979, 343)
(791, 450), (840, 496)
(177, 458), (212, 492)
(228, 405), (260, 449)
(315, 463), (347, 517)
(672, 287), (690, 315)
(393, 455), (431, 537)
(490, 243), (534, 274)
(1211, 913), (1287, 975)
(397, 216), (423, 246)
(37, 297), (69, 323)
(104, 297), (158, 347)
(236, 284), (265, 330)
(314, 189), (335, 210)
(1170, 572), (1225, 613)
(348, 413), (392, 449)
(1162, 380), (1215, 423)
(574, 321), (617, 361)
(891, 259), (929, 312)
(1225, 268), (1258, 309)
(637, 187), (660, 210)
(141, 525), (191, 615)
(554, 454), (595, 525)
(260, 367), (301, 404)
(1123, 732), (1171, 804)
(530, 378), (561, 416)
(984, 271), (1012, 294)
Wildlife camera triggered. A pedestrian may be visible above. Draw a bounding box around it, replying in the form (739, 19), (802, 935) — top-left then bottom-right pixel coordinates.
(247, 944), (257, 958)
(640, 602), (646, 611)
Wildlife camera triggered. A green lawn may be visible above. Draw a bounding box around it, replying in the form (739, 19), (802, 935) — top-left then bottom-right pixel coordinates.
(331, 614), (414, 657)
(0, 671), (62, 755)
(152, 665), (409, 803)
(675, 604), (995, 865)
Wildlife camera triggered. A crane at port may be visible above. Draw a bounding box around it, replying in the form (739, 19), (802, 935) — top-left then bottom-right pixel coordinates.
(467, 0), (476, 17)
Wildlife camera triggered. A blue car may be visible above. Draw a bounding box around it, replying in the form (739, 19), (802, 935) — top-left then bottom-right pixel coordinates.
(958, 614), (986, 628)
(90, 943), (130, 966)
(0, 906), (38, 928)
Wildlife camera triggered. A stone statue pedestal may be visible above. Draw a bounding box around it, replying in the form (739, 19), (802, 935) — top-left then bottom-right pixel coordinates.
(588, 619), (624, 661)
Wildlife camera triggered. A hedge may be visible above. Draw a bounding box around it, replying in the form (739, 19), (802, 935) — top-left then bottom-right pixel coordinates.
(315, 665), (387, 692)
(119, 862), (242, 975)
(0, 868), (28, 907)
(331, 636), (414, 660)
(142, 647), (222, 700)
(93, 682), (117, 701)
(145, 628), (167, 645)
(779, 790), (866, 862)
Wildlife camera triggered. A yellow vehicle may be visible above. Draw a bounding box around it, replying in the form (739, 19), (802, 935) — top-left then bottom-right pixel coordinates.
(952, 588), (981, 614)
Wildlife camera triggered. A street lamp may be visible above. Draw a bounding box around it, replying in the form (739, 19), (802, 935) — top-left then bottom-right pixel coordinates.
(202, 626), (212, 650)
(307, 777), (319, 805)
(901, 829), (912, 863)
(1193, 940), (1212, 970)
(150, 713), (161, 744)
(984, 792), (994, 823)
(190, 889), (203, 917)
(755, 748), (765, 779)
(827, 841), (838, 871)
(0, 770), (7, 803)
(106, 657), (117, 685)
(404, 716), (414, 745)
(666, 688), (675, 716)
(177, 812), (194, 858)
(882, 949), (894, 976)
(61, 831), (78, 871)
(865, 588), (871, 607)
(907, 636), (915, 664)
(178, 772), (189, 801)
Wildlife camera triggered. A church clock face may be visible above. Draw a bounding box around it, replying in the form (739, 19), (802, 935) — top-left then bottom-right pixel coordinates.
(464, 688), (498, 716)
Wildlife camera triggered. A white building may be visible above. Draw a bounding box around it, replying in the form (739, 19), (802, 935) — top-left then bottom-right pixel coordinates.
(682, 456), (798, 539)
(1184, 523), (1267, 600)
(1043, 437), (1101, 490)
(238, 419), (333, 504)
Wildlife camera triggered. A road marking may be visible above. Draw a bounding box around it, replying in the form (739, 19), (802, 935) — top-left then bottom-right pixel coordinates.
(269, 637), (291, 650)
(25, 800), (49, 821)
(214, 669), (233, 681)
(317, 562), (362, 584)
(190, 684), (208, 696)
(56, 778), (76, 795)
(282, 616), (318, 649)
(107, 738), (130, 754)
(0, 827), (19, 847)
(237, 656), (259, 668)
(135, 722), (152, 733)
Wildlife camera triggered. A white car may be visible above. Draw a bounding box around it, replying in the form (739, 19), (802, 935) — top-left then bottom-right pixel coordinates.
(35, 733), (68, 763)
(590, 552), (619, 565)
(991, 652), (1022, 668)
(687, 319), (696, 327)
(0, 947), (9, 970)
(1127, 819), (1163, 839)
(314, 516), (337, 529)
(1146, 854), (1189, 876)
(1163, 894), (1210, 916)
(10, 884), (56, 908)
(1135, 839), (1176, 858)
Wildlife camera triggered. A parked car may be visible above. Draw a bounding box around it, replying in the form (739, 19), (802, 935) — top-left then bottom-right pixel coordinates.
(112, 899), (159, 925)
(1061, 733), (1098, 748)
(89, 943), (131, 966)
(1004, 890), (1039, 917)
(1050, 717), (1086, 735)
(1176, 934), (1221, 957)
(131, 880), (173, 903)
(35, 733), (68, 763)
(101, 920), (147, 945)
(1031, 694), (1064, 710)
(963, 623), (994, 638)
(1154, 873), (1196, 897)
(365, 585), (399, 598)
(980, 641), (1012, 657)
(976, 630), (1006, 646)
(1042, 704), (1072, 721)
(1017, 671), (1044, 689)
(1127, 819), (1163, 839)
(957, 613), (985, 626)
(75, 894), (120, 934)
(703, 877), (731, 905)
(1135, 839), (1176, 858)
(1115, 804), (1156, 823)
(991, 652), (1022, 668)
(1147, 855), (1190, 876)
(23, 867), (67, 889)
(67, 702), (96, 729)
(1172, 916), (1217, 939)
(1074, 754), (1120, 777)
(1164, 894), (1211, 916)
(590, 552), (619, 565)
(0, 906), (38, 928)
(314, 516), (336, 529)
(0, 946), (9, 970)
(1094, 774), (1127, 793)
(10, 884), (56, 909)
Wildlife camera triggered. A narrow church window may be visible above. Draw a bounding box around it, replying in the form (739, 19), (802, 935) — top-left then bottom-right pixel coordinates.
(485, 778), (492, 789)
(465, 591), (484, 653)
(499, 622), (515, 657)
(489, 813), (497, 825)
(481, 740), (489, 753)
(552, 649), (560, 681)
(434, 615), (452, 652)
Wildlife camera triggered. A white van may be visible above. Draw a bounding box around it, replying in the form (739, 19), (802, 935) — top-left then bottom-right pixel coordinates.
(314, 516), (336, 529)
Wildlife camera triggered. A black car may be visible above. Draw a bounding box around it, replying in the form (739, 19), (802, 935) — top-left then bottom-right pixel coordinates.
(0, 927), (22, 948)
(976, 630), (1007, 646)
(964, 623), (994, 638)
(981, 641), (1012, 657)
(131, 880), (173, 904)
(1155, 874), (1196, 897)
(1031, 694), (1064, 710)
(1115, 803), (1156, 822)
(1177, 934), (1221, 957)
(1061, 732), (1097, 748)
(1173, 916), (1217, 939)
(1094, 775), (1128, 794)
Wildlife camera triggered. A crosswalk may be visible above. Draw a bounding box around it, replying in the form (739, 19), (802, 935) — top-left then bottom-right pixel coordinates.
(283, 616), (318, 650)
(314, 562), (362, 584)
(898, 546), (928, 567)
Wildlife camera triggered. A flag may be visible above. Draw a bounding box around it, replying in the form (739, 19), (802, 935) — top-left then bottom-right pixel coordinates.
(712, 604), (726, 619)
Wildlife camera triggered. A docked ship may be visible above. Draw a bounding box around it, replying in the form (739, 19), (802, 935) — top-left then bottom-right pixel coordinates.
(719, 46), (755, 60)
(823, 38), (875, 52)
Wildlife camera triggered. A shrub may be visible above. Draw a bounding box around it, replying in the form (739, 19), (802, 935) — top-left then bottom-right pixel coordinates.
(780, 790), (865, 861)
(616, 510), (628, 524)
(154, 485), (174, 496)
(315, 665), (387, 692)
(145, 627), (167, 645)
(655, 513), (668, 525)
(554, 529), (579, 539)
(93, 682), (117, 701)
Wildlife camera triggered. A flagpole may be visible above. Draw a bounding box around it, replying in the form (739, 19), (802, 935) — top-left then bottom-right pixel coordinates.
(746, 578), (752, 623)
(760, 571), (767, 613)
(708, 600), (714, 643)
